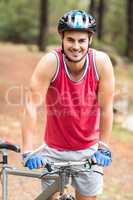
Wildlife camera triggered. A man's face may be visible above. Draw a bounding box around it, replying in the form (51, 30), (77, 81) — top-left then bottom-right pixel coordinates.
(62, 31), (90, 63)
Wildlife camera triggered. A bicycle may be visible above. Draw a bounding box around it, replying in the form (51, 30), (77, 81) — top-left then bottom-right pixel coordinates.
(0, 140), (98, 200)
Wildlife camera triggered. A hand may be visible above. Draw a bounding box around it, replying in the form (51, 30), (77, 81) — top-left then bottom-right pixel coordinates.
(91, 147), (112, 167)
(22, 152), (46, 169)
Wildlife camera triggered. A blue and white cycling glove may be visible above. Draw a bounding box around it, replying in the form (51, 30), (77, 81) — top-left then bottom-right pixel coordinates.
(91, 141), (112, 167)
(22, 152), (47, 170)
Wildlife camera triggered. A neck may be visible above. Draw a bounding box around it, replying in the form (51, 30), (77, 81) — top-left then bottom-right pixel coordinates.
(65, 56), (87, 75)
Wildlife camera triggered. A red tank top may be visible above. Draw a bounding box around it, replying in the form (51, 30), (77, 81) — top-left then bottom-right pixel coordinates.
(44, 48), (100, 150)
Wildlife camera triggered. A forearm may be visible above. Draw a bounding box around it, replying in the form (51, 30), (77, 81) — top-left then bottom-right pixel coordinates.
(22, 128), (34, 152)
(99, 107), (113, 146)
(22, 105), (37, 152)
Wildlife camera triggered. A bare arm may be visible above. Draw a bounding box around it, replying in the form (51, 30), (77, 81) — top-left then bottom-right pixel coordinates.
(96, 51), (115, 146)
(22, 52), (57, 152)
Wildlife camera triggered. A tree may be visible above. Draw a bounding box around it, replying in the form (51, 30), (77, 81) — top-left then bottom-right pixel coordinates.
(126, 0), (133, 59)
(88, 0), (105, 41)
(97, 0), (105, 40)
(89, 0), (97, 16)
(38, 0), (48, 51)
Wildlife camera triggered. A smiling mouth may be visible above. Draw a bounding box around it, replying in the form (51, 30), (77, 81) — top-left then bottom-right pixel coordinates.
(73, 54), (80, 58)
(71, 51), (81, 56)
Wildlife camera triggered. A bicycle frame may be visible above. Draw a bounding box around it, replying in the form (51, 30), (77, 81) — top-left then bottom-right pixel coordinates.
(0, 142), (93, 200)
(2, 165), (62, 200)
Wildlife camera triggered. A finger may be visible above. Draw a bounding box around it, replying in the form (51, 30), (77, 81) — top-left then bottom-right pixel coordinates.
(104, 158), (111, 167)
(101, 158), (105, 166)
(37, 159), (42, 168)
(32, 159), (38, 169)
(107, 158), (112, 166)
(28, 160), (34, 169)
(41, 159), (47, 168)
(96, 154), (102, 165)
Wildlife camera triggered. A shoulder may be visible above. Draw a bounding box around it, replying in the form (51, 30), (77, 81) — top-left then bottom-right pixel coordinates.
(29, 50), (59, 92)
(94, 49), (112, 68)
(93, 49), (114, 79)
(33, 50), (58, 81)
(37, 51), (58, 74)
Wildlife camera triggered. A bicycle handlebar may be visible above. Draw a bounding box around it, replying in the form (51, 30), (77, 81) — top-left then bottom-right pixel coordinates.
(0, 139), (21, 153)
(24, 145), (95, 173)
(45, 159), (93, 172)
(47, 160), (91, 167)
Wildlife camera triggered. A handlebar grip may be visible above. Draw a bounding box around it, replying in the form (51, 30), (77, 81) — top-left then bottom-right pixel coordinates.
(0, 140), (21, 153)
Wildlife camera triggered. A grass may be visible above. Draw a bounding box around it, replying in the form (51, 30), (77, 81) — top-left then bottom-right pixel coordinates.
(112, 124), (133, 143)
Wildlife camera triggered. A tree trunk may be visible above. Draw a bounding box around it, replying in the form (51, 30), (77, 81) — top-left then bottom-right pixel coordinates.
(126, 0), (133, 59)
(38, 0), (48, 52)
(89, 0), (97, 16)
(97, 0), (105, 40)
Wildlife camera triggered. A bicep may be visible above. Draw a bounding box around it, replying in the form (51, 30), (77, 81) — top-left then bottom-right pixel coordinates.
(29, 52), (57, 106)
(97, 53), (115, 109)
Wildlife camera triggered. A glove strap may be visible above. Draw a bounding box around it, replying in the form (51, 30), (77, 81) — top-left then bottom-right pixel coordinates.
(22, 151), (33, 166)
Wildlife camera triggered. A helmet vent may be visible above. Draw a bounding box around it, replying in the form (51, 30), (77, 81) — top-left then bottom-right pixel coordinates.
(89, 17), (92, 23)
(83, 15), (86, 22)
(71, 15), (75, 22)
(65, 16), (68, 22)
(58, 10), (96, 33)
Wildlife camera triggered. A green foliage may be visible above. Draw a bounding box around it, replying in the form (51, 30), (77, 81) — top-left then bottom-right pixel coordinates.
(47, 32), (60, 45)
(48, 0), (87, 45)
(104, 0), (127, 55)
(0, 0), (129, 55)
(0, 0), (39, 43)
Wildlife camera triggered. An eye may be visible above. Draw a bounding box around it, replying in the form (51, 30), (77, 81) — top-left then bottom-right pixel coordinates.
(67, 37), (74, 42)
(79, 39), (86, 43)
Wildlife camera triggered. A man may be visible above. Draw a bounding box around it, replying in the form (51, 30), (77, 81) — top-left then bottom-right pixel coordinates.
(22, 10), (115, 200)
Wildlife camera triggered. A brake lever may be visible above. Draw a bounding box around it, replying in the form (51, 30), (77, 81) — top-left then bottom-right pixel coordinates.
(45, 163), (53, 172)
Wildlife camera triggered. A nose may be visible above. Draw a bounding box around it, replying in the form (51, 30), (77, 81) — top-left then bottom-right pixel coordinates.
(73, 41), (79, 50)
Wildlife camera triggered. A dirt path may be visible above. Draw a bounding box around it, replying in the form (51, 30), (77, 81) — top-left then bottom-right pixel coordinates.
(0, 43), (133, 200)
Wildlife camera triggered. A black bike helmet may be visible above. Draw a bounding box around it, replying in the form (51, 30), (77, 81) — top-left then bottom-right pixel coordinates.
(58, 10), (96, 34)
